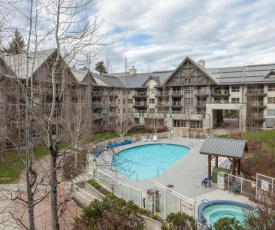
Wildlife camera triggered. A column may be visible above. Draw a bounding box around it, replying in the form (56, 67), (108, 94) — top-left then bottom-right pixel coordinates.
(208, 155), (211, 179)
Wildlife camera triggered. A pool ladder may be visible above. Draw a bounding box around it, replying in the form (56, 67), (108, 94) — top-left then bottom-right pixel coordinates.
(157, 167), (166, 177)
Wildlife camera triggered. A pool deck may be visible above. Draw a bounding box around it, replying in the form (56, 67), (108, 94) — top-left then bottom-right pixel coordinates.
(95, 136), (251, 220)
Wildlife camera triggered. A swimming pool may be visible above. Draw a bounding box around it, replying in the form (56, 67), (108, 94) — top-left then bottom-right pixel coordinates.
(112, 144), (190, 181)
(198, 200), (256, 227)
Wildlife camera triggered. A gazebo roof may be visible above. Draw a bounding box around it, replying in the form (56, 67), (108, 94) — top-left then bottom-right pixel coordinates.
(200, 137), (248, 159)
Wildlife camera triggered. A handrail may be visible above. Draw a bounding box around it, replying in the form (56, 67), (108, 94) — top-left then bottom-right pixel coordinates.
(157, 167), (166, 177)
(129, 171), (138, 181)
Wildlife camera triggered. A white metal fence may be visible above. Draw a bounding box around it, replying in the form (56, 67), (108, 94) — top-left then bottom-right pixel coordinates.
(154, 182), (195, 219)
(91, 168), (143, 207)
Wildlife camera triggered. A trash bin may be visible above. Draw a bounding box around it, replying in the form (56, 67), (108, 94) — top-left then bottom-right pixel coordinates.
(212, 167), (228, 183)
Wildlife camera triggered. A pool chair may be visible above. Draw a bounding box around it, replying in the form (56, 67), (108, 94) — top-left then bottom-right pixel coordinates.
(153, 135), (158, 141)
(230, 182), (240, 196)
(201, 177), (211, 188)
(141, 136), (150, 142)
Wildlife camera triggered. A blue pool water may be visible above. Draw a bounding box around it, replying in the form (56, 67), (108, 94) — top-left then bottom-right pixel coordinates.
(198, 200), (256, 227)
(112, 144), (190, 181)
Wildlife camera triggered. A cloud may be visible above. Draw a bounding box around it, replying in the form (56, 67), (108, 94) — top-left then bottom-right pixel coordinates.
(93, 0), (275, 73)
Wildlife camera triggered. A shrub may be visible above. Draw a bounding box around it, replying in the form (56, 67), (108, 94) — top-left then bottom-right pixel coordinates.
(139, 208), (145, 214)
(90, 180), (100, 189)
(106, 193), (114, 199)
(150, 214), (157, 219)
(161, 212), (197, 230)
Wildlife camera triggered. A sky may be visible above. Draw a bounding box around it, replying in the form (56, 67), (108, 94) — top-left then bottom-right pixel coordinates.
(92, 0), (275, 73)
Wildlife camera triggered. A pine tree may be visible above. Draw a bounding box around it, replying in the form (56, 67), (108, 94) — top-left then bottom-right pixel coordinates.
(95, 61), (108, 75)
(3, 29), (25, 55)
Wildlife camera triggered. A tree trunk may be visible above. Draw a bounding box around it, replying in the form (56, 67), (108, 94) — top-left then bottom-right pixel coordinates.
(50, 145), (59, 230)
(26, 164), (35, 230)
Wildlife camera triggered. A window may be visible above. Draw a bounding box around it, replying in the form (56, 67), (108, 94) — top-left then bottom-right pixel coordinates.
(231, 86), (240, 92)
(149, 108), (155, 113)
(123, 99), (125, 105)
(185, 98), (193, 105)
(268, 85), (275, 92)
(103, 99), (106, 104)
(268, 97), (275, 104)
(190, 121), (201, 128)
(149, 98), (155, 104)
(118, 99), (120, 104)
(128, 99), (133, 104)
(102, 109), (107, 115)
(185, 87), (194, 94)
(267, 109), (275, 116)
(231, 98), (240, 103)
(103, 121), (107, 126)
(33, 129), (40, 138)
(173, 120), (187, 127)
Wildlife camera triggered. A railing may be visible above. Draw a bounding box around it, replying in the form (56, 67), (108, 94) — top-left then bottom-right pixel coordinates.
(212, 90), (229, 94)
(109, 102), (118, 106)
(157, 102), (169, 105)
(134, 102), (147, 106)
(91, 102), (102, 107)
(93, 114), (102, 119)
(171, 111), (182, 114)
(92, 91), (102, 96)
(156, 92), (169, 96)
(157, 167), (166, 177)
(171, 91), (182, 95)
(172, 102), (181, 106)
(247, 89), (265, 94)
(133, 92), (147, 96)
(195, 90), (209, 95)
(196, 101), (206, 106)
(212, 100), (229, 104)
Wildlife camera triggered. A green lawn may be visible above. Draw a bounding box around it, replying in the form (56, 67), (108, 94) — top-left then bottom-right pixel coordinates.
(0, 132), (137, 184)
(0, 147), (49, 184)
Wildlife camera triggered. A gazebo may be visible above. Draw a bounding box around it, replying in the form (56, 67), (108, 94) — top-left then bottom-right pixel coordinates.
(200, 137), (248, 179)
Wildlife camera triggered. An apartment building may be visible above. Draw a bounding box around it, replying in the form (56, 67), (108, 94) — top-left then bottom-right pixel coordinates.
(0, 49), (275, 147)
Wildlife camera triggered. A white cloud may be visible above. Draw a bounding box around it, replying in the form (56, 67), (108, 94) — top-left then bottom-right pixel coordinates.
(93, 0), (275, 73)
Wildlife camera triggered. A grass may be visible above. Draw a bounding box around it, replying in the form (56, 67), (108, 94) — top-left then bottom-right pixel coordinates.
(0, 147), (49, 184)
(243, 130), (275, 151)
(85, 132), (135, 143)
(0, 132), (137, 184)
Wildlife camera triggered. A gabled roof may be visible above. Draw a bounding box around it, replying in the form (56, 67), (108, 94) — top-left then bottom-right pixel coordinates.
(142, 75), (160, 87)
(118, 73), (151, 88)
(93, 73), (125, 87)
(264, 70), (275, 78)
(70, 68), (97, 84)
(200, 137), (248, 159)
(163, 57), (218, 85)
(3, 49), (56, 79)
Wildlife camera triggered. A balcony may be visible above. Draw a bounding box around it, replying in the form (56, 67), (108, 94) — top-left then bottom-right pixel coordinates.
(93, 114), (103, 119)
(212, 100), (229, 104)
(251, 102), (266, 109)
(92, 91), (102, 97)
(155, 92), (169, 97)
(195, 90), (209, 97)
(132, 92), (147, 98)
(109, 102), (118, 107)
(133, 102), (147, 108)
(171, 91), (182, 97)
(211, 90), (230, 97)
(156, 102), (169, 107)
(246, 89), (266, 97)
(251, 114), (265, 121)
(196, 101), (207, 108)
(91, 102), (102, 108)
(171, 102), (182, 108)
(109, 113), (118, 117)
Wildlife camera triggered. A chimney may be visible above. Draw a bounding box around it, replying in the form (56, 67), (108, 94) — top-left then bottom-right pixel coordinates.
(129, 66), (137, 75)
(198, 59), (205, 68)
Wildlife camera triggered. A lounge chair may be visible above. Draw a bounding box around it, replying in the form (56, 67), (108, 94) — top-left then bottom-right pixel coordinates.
(153, 135), (158, 141)
(201, 177), (211, 188)
(229, 182), (240, 196)
(141, 136), (150, 142)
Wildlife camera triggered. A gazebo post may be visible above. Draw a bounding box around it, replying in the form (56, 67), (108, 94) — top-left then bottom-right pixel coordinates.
(232, 159), (236, 175)
(208, 155), (211, 179)
(237, 159), (241, 175)
(215, 156), (218, 168)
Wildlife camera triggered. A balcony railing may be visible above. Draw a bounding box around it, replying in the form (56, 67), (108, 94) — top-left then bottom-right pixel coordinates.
(212, 100), (229, 104)
(212, 90), (230, 95)
(93, 114), (102, 119)
(133, 92), (147, 97)
(109, 102), (118, 106)
(171, 91), (182, 96)
(134, 102), (147, 106)
(92, 91), (102, 96)
(91, 102), (102, 107)
(247, 89), (265, 94)
(196, 101), (207, 106)
(171, 102), (181, 106)
(156, 92), (169, 96)
(171, 111), (182, 114)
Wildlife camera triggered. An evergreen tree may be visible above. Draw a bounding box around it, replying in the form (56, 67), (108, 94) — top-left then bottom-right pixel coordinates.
(95, 61), (108, 75)
(3, 29), (25, 55)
